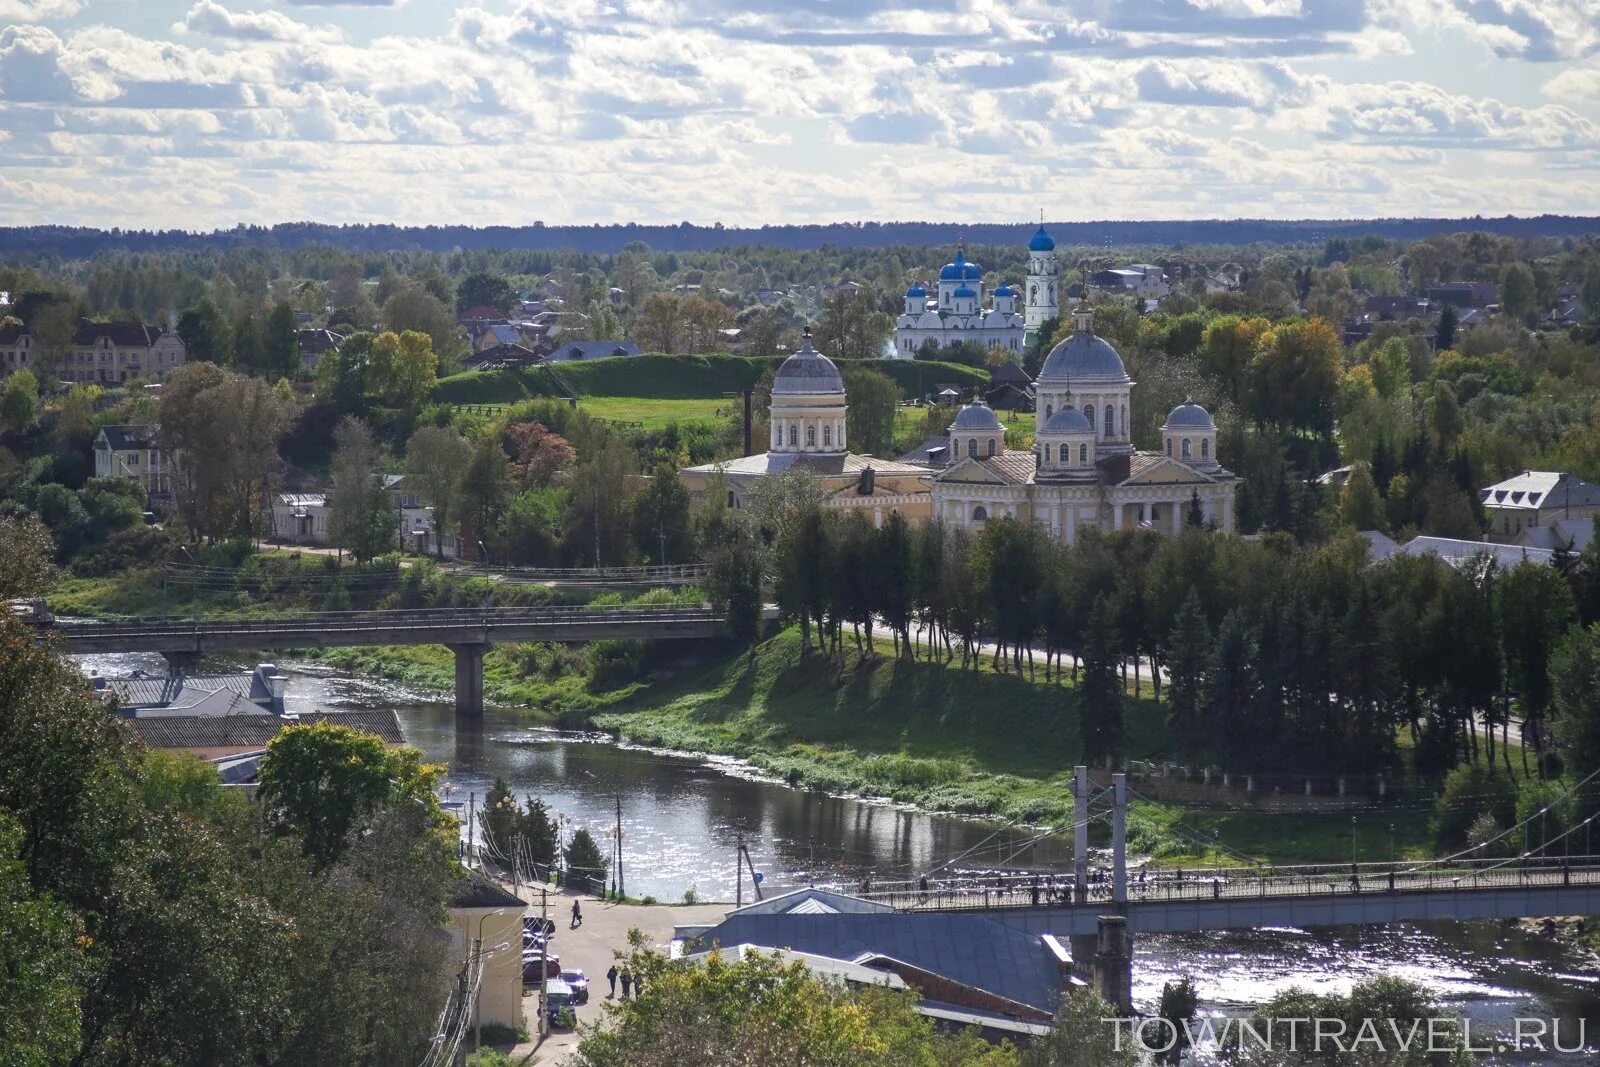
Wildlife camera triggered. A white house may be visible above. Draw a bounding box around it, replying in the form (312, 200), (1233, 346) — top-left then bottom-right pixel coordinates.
(1480, 471), (1600, 543)
(94, 425), (180, 503)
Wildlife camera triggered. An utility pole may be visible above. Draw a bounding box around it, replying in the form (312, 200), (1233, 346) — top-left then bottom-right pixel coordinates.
(736, 832), (743, 908)
(471, 936), (484, 1053)
(467, 792), (476, 867)
(455, 960), (469, 1065)
(538, 888), (549, 1038)
(1112, 772), (1127, 905)
(615, 795), (624, 899)
(657, 520), (667, 566)
(1073, 765), (1089, 904)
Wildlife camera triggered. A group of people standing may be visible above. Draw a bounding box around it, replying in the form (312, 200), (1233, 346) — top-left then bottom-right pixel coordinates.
(605, 963), (642, 999)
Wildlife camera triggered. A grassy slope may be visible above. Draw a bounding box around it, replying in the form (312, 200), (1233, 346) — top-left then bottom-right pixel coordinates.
(434, 354), (990, 406)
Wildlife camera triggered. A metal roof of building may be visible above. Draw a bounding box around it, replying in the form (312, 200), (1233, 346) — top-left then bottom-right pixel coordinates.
(126, 710), (405, 749)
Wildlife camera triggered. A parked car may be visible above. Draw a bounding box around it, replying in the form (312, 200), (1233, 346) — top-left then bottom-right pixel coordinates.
(523, 915), (556, 937)
(543, 979), (578, 1027)
(559, 969), (589, 1003)
(522, 951), (561, 983)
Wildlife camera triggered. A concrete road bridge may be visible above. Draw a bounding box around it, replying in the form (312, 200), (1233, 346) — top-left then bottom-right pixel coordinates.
(51, 604), (765, 714)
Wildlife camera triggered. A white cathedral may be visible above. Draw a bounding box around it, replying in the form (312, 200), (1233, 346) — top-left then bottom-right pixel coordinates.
(893, 227), (1064, 357)
(929, 303), (1238, 541)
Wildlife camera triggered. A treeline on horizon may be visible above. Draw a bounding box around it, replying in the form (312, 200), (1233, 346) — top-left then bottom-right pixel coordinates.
(3, 215), (1599, 259)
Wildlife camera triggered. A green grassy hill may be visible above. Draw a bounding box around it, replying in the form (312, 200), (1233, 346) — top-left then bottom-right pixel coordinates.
(434, 353), (989, 405)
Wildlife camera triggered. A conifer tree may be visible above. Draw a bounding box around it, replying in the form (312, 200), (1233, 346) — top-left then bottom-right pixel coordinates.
(1165, 589), (1212, 756)
(1077, 596), (1124, 764)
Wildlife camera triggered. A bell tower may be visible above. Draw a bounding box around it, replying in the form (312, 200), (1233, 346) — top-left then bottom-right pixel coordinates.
(1024, 215), (1058, 346)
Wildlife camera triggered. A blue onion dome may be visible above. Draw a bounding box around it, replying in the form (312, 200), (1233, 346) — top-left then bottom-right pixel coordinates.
(905, 282), (927, 299)
(1041, 405), (1092, 434)
(1038, 311), (1129, 383)
(1028, 224), (1055, 252)
(952, 283), (977, 299)
(1164, 398), (1214, 429)
(939, 247), (984, 282)
(993, 282), (1016, 297)
(949, 400), (1003, 432)
(772, 328), (844, 395)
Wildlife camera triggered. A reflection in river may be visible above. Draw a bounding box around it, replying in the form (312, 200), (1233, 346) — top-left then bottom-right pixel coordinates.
(68, 651), (1600, 1062)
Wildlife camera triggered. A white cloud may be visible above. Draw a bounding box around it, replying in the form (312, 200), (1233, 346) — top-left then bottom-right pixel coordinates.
(1546, 64), (1600, 102)
(0, 0), (80, 21)
(176, 1), (341, 45)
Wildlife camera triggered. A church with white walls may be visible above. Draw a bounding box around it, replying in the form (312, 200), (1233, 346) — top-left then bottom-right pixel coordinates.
(892, 232), (1053, 358)
(929, 305), (1238, 542)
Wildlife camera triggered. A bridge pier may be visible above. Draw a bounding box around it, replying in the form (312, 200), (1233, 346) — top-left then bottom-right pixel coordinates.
(1094, 916), (1133, 1015)
(161, 650), (201, 674)
(449, 643), (489, 717)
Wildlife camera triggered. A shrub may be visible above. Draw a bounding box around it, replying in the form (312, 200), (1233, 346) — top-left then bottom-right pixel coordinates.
(1432, 763), (1518, 851)
(587, 640), (645, 693)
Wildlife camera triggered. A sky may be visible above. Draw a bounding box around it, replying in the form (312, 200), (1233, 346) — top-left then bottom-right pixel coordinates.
(0, 0), (1597, 230)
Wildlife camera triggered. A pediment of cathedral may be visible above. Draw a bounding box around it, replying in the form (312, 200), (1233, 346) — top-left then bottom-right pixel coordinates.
(932, 458), (1015, 486)
(1119, 454), (1216, 486)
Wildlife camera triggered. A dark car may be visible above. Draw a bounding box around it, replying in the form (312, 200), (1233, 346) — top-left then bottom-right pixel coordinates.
(522, 951), (561, 983)
(559, 969), (589, 1003)
(523, 915), (556, 937)
(543, 979), (578, 1027)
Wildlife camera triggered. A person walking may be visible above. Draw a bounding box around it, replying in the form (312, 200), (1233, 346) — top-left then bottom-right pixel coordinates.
(619, 968), (632, 999)
(571, 899), (583, 928)
(606, 964), (618, 998)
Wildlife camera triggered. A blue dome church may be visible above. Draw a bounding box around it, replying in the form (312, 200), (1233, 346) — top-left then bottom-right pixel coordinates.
(893, 239), (1027, 358)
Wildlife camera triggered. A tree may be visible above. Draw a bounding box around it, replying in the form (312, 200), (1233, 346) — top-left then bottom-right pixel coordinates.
(571, 946), (1017, 1067)
(1248, 318), (1341, 436)
(1436, 302), (1458, 350)
(633, 293), (687, 353)
(1154, 977), (1200, 1067)
(1078, 596), (1125, 764)
(1228, 975), (1473, 1067)
(1164, 590), (1212, 755)
(841, 365), (900, 457)
(0, 366), (39, 434)
(0, 811), (82, 1066)
(231, 306), (264, 373)
(368, 329), (438, 406)
(384, 283), (463, 362)
(1552, 624), (1600, 811)
(478, 777), (559, 872)
(814, 286), (893, 361)
(404, 425), (473, 558)
(257, 720), (445, 871)
(1338, 463), (1383, 531)
(564, 828), (609, 889)
(704, 512), (764, 650)
(563, 441), (638, 566)
(0, 513), (57, 597)
(631, 464), (696, 564)
(328, 416), (396, 562)
(314, 331), (373, 411)
(504, 421), (576, 490)
(457, 434), (509, 555)
(263, 301), (301, 380)
(1207, 610), (1258, 771)
(1020, 987), (1137, 1067)
(455, 270), (517, 314)
(1500, 261), (1537, 322)
(1498, 562), (1577, 756)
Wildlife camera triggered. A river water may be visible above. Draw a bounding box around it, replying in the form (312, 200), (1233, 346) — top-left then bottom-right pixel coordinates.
(72, 651), (1600, 1062)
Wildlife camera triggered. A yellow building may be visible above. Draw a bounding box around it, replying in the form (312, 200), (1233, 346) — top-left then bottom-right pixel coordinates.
(448, 870), (528, 1034)
(678, 329), (934, 525)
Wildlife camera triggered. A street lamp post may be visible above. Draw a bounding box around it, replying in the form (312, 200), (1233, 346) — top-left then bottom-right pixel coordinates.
(1351, 815), (1358, 871)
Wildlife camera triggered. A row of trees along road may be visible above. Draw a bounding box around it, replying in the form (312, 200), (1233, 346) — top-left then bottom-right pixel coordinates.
(721, 470), (1600, 785)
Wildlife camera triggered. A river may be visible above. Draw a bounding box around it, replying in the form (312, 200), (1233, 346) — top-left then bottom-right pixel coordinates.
(72, 651), (1600, 1062)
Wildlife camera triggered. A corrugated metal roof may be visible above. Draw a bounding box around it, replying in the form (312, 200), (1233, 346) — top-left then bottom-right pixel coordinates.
(127, 710), (405, 749)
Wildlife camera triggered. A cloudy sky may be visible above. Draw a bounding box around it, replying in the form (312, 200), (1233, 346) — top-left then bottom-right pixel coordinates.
(0, 0), (1597, 230)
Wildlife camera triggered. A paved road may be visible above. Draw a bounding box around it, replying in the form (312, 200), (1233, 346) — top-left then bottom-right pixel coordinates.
(485, 882), (728, 1065)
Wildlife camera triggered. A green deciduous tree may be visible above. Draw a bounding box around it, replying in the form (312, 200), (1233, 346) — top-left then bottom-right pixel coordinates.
(564, 827), (609, 887)
(814, 286), (893, 362)
(328, 415), (397, 562)
(1, 367), (39, 434)
(404, 425), (473, 558)
(0, 811), (82, 1066)
(455, 270), (517, 314)
(841, 364), (901, 457)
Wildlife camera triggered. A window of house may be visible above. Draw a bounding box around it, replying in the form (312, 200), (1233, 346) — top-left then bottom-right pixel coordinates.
(788, 425), (797, 447)
(1181, 438), (1192, 458)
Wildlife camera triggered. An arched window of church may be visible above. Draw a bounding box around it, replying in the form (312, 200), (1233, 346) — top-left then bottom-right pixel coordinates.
(986, 439), (996, 457)
(1084, 405), (1095, 431)
(823, 425), (832, 447)
(1181, 438), (1192, 459)
(788, 425), (797, 447)
(1045, 404), (1054, 419)
(972, 505), (988, 523)
(807, 426), (817, 447)
(1104, 407), (1114, 436)
(968, 438), (978, 457)
(1078, 444), (1088, 464)
(1201, 438), (1210, 459)
(1042, 443), (1051, 463)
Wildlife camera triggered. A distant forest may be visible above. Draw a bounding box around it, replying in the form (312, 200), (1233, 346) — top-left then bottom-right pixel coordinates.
(3, 216), (1599, 259)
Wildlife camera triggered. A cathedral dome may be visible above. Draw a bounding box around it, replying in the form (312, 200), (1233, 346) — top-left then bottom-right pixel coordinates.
(772, 330), (844, 395)
(1164, 399), (1214, 430)
(952, 284), (977, 299)
(993, 282), (1016, 297)
(1039, 330), (1128, 383)
(905, 282), (927, 299)
(939, 249), (983, 282)
(950, 401), (1003, 431)
(1041, 405), (1092, 434)
(1028, 224), (1056, 252)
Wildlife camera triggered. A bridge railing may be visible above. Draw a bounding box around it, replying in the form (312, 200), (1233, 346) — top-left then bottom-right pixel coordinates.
(833, 854), (1600, 913)
(453, 562), (708, 583)
(52, 603), (725, 633)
